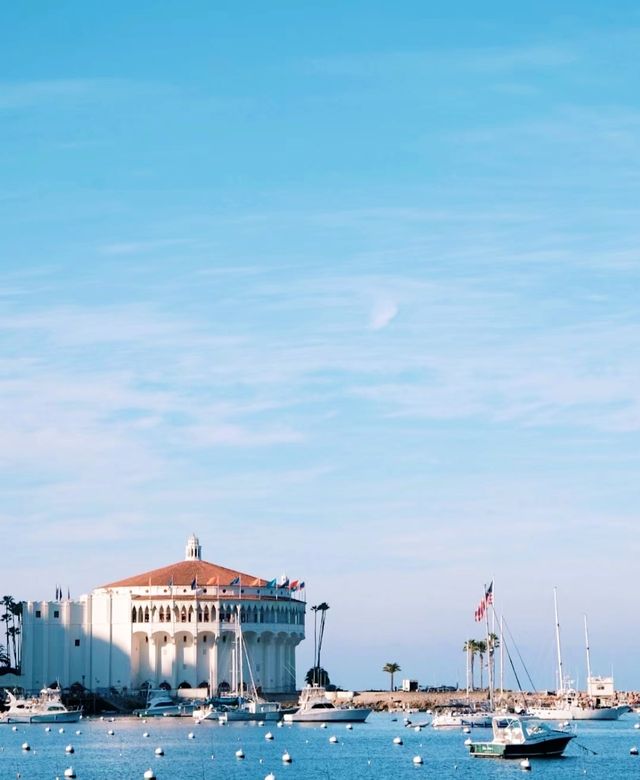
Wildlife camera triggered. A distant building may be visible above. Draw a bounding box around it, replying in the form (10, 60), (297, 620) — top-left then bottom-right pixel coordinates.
(10, 535), (305, 694)
(401, 679), (419, 692)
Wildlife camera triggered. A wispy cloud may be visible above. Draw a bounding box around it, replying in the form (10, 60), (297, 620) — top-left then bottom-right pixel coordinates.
(369, 298), (398, 330)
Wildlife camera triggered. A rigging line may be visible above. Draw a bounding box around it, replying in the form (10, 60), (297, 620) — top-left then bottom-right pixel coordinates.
(500, 614), (538, 692)
(574, 740), (598, 756)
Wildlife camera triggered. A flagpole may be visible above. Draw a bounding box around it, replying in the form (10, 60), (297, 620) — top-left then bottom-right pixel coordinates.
(483, 582), (494, 711)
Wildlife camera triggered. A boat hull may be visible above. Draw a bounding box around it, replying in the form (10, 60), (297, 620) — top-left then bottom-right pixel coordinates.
(529, 705), (630, 721)
(284, 708), (371, 723)
(2, 710), (82, 724)
(223, 709), (281, 722)
(469, 734), (574, 758)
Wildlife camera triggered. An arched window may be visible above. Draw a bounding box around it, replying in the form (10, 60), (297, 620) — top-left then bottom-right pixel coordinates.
(204, 606), (210, 622)
(159, 607), (165, 623)
(188, 606), (194, 622)
(144, 607), (150, 623)
(210, 605), (216, 621)
(131, 607), (137, 623)
(180, 607), (187, 623)
(138, 607), (144, 622)
(197, 607), (203, 622)
(165, 606), (171, 622)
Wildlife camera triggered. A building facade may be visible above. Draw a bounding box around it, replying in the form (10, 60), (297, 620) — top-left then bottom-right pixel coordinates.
(13, 536), (305, 694)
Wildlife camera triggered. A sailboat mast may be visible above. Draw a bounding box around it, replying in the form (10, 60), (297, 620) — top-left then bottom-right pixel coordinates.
(499, 614), (504, 696)
(553, 587), (565, 694)
(584, 614), (592, 688)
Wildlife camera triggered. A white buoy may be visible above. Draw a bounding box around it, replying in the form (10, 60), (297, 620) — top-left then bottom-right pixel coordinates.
(75, 730), (82, 736)
(282, 751), (292, 763)
(235, 749), (245, 759)
(265, 774), (276, 780)
(329, 735), (338, 743)
(393, 736), (403, 745)
(414, 725), (422, 732)
(320, 723), (327, 729)
(21, 742), (30, 751)
(277, 721), (284, 728)
(346, 724), (353, 730)
(413, 755), (424, 765)
(144, 770), (156, 780)
(64, 769), (76, 779)
(630, 746), (639, 755)
(45, 727), (51, 733)
(462, 726), (471, 734)
(143, 732), (150, 738)
(635, 723), (640, 730)
(65, 745), (75, 754)
(59, 727), (65, 734)
(464, 737), (472, 746)
(155, 746), (164, 756)
(520, 758), (531, 771)
(107, 729), (115, 736)
(258, 720), (265, 726)
(265, 731), (274, 740)
(188, 732), (195, 739)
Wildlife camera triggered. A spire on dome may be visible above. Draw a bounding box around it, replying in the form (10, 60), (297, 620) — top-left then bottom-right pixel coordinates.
(185, 534), (202, 561)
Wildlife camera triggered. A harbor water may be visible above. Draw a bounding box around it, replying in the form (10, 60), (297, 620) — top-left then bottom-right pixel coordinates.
(1, 711), (639, 779)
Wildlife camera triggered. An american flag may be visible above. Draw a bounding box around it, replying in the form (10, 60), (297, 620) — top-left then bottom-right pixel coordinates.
(474, 581), (493, 622)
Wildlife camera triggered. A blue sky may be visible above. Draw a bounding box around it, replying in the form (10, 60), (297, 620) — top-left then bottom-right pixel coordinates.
(1, 2), (639, 691)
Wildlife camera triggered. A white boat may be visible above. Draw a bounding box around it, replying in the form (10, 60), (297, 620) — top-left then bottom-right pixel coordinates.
(529, 593), (629, 722)
(468, 715), (575, 758)
(0, 689), (82, 724)
(283, 685), (371, 723)
(133, 692), (195, 717)
(431, 707), (492, 728)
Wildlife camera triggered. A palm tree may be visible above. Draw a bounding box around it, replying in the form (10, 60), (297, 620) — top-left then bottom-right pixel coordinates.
(383, 662), (401, 691)
(305, 667), (330, 687)
(0, 643), (8, 667)
(487, 632), (499, 689)
(476, 640), (487, 689)
(463, 639), (480, 691)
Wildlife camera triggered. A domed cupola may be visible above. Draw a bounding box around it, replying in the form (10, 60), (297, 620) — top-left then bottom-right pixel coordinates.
(185, 534), (202, 561)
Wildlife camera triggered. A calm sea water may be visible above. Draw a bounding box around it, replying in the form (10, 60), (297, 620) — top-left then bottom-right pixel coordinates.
(1, 712), (640, 780)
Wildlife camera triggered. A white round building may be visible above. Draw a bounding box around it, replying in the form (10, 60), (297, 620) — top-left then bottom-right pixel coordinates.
(18, 536), (305, 695)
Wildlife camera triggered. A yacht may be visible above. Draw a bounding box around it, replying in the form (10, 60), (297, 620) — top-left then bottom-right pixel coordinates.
(283, 685), (371, 723)
(468, 715), (575, 758)
(194, 696), (282, 722)
(431, 705), (492, 728)
(0, 689), (82, 724)
(529, 594), (630, 721)
(133, 692), (195, 717)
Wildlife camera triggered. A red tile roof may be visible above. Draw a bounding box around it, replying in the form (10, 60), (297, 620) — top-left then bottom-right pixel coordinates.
(101, 559), (266, 589)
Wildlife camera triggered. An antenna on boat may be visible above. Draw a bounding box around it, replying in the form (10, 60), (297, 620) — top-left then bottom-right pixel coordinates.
(553, 587), (565, 695)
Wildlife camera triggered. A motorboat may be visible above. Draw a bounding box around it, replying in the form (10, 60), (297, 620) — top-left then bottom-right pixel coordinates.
(283, 685), (371, 723)
(0, 689), (82, 724)
(468, 715), (575, 758)
(133, 692), (195, 717)
(431, 706), (492, 728)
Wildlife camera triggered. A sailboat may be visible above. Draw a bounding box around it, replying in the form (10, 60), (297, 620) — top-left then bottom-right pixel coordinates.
(528, 590), (629, 721)
(194, 611), (281, 722)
